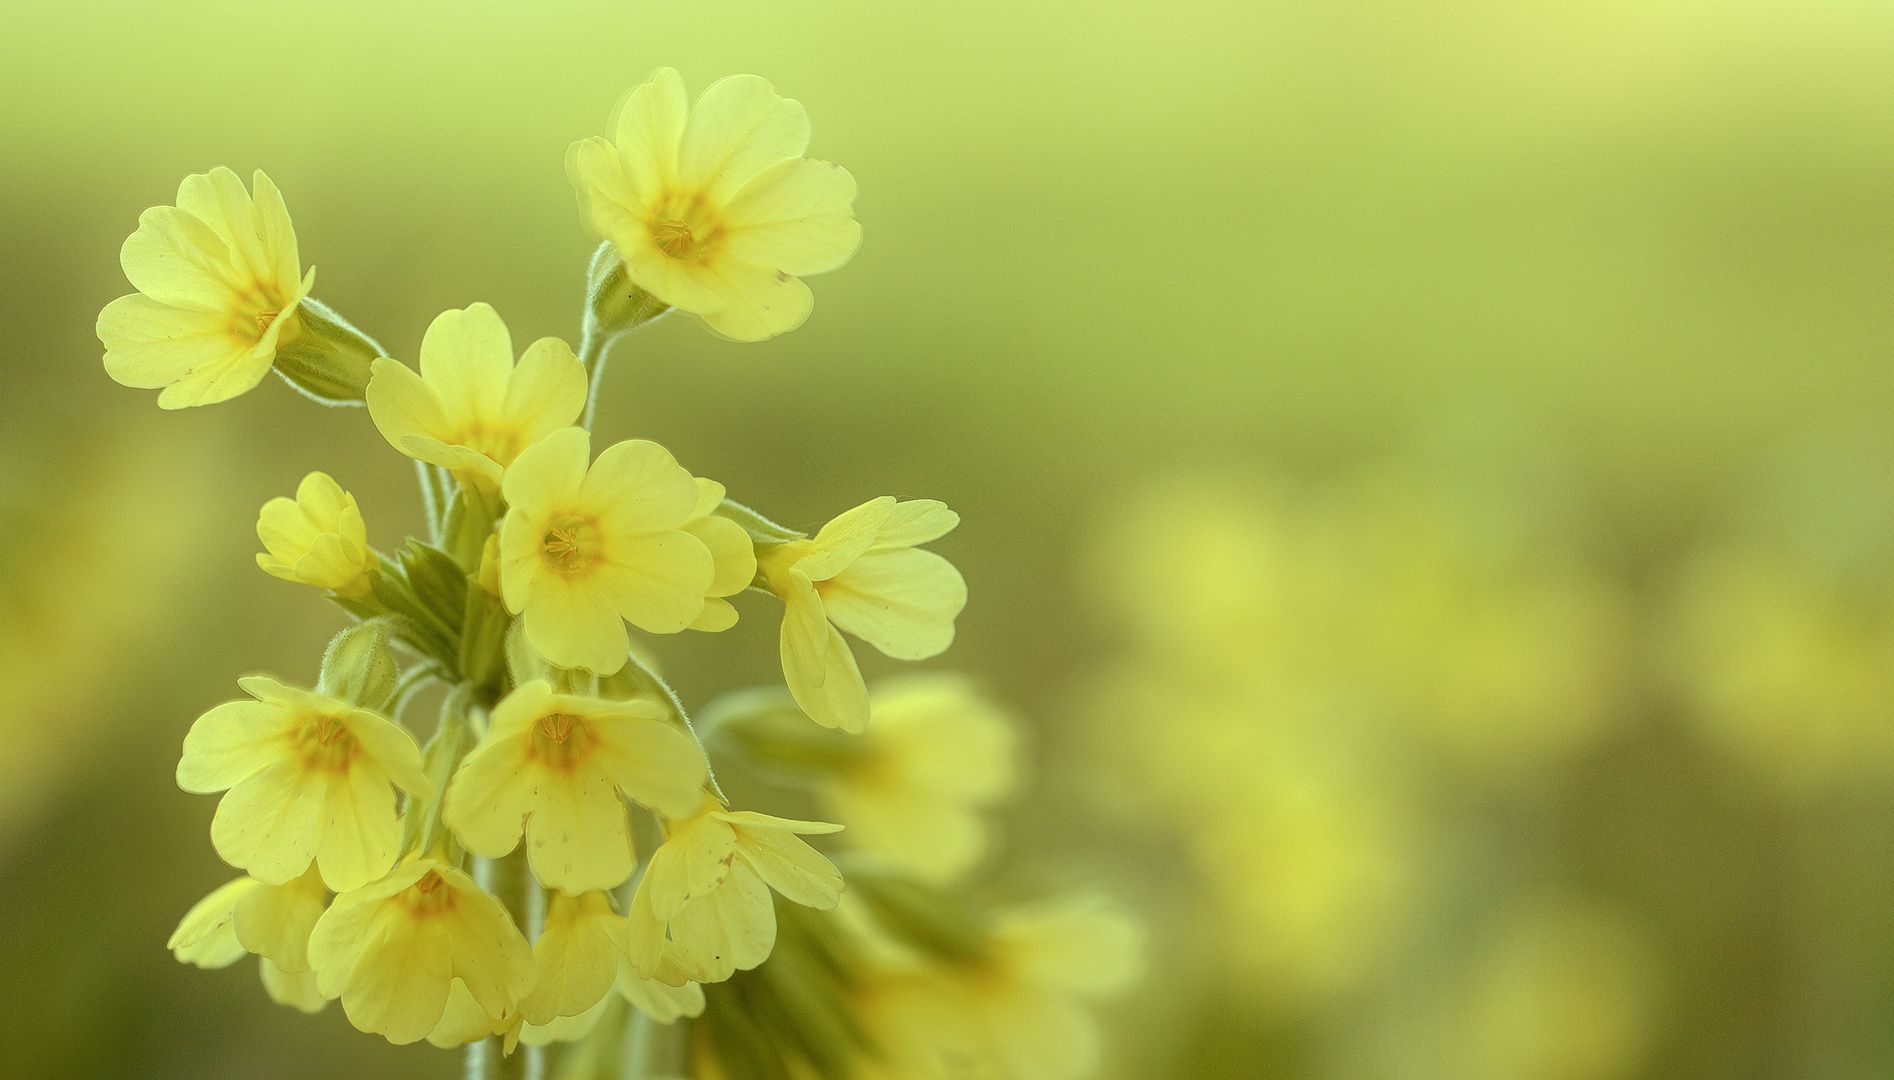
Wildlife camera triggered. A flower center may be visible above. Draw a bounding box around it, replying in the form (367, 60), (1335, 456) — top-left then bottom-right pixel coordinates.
(398, 870), (459, 917)
(529, 711), (597, 768)
(293, 712), (358, 772)
(648, 192), (724, 264)
(542, 515), (602, 578)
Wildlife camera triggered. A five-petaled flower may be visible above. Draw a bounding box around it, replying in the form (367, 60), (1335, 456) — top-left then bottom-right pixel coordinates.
(366, 303), (588, 491)
(757, 497), (968, 732)
(567, 67), (861, 341)
(442, 680), (707, 894)
(627, 794), (845, 984)
(499, 427), (717, 673)
(98, 167), (315, 409)
(177, 676), (430, 892)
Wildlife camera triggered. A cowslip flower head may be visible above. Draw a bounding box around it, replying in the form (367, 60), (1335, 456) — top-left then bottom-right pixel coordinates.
(499, 427), (716, 673)
(822, 675), (1016, 882)
(441, 680), (707, 893)
(307, 858), (535, 1045)
(566, 67), (861, 341)
(366, 303), (587, 490)
(683, 478), (759, 632)
(98, 167), (314, 409)
(255, 471), (376, 598)
(626, 795), (844, 983)
(757, 498), (967, 732)
(177, 676), (430, 892)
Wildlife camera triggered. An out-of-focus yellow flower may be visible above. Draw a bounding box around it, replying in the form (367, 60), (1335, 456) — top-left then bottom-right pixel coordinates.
(97, 168), (314, 408)
(566, 67), (860, 342)
(627, 796), (844, 983)
(499, 427), (715, 673)
(167, 877), (257, 970)
(442, 680), (706, 894)
(859, 895), (1143, 1080)
(682, 478), (758, 632)
(262, 959), (328, 1014)
(365, 303), (586, 491)
(176, 676), (430, 891)
(255, 471), (376, 598)
(614, 946), (706, 1023)
(1667, 547), (1894, 793)
(757, 498), (966, 733)
(307, 858), (535, 1045)
(820, 674), (1015, 882)
(520, 890), (622, 1025)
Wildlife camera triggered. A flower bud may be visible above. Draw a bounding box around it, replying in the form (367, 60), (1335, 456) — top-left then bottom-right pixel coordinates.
(581, 242), (670, 361)
(256, 472), (376, 599)
(316, 622), (398, 713)
(271, 297), (382, 405)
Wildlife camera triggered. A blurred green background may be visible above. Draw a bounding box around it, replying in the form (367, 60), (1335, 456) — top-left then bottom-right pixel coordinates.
(4, 0), (1894, 1077)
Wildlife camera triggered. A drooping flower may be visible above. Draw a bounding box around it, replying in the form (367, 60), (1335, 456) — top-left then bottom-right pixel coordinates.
(365, 303), (587, 490)
(820, 675), (1015, 881)
(307, 858), (535, 1045)
(255, 471), (376, 598)
(98, 167), (314, 409)
(757, 498), (967, 732)
(682, 478), (759, 632)
(499, 427), (715, 673)
(566, 67), (861, 341)
(169, 866), (333, 1013)
(176, 676), (430, 891)
(856, 895), (1144, 1080)
(626, 795), (844, 983)
(442, 680), (706, 894)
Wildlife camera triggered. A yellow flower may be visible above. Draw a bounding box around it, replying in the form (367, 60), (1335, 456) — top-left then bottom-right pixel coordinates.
(757, 498), (967, 732)
(626, 795), (844, 983)
(365, 303), (587, 490)
(255, 471), (376, 598)
(176, 676), (431, 891)
(860, 896), (1143, 1080)
(307, 858), (535, 1045)
(683, 478), (760, 632)
(566, 67), (861, 341)
(169, 868), (332, 1013)
(520, 890), (623, 1025)
(442, 680), (706, 894)
(98, 167), (314, 409)
(499, 427), (715, 673)
(820, 675), (1015, 882)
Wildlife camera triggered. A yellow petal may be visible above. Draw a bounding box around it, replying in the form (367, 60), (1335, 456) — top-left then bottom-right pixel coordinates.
(521, 891), (623, 1025)
(695, 258), (815, 342)
(685, 514), (757, 598)
(798, 497), (897, 580)
(777, 570), (830, 693)
(615, 955), (705, 1023)
(644, 815), (738, 923)
(613, 67), (690, 202)
(723, 157), (861, 277)
(98, 293), (240, 389)
(522, 574), (632, 674)
(417, 303), (512, 426)
(676, 74), (810, 201)
(176, 167), (276, 286)
(210, 756), (326, 885)
(248, 170), (304, 298)
(152, 341), (277, 409)
(425, 979), (497, 1048)
(260, 957), (328, 1014)
(441, 729), (536, 859)
(524, 763), (636, 894)
(784, 620), (870, 734)
(690, 597), (739, 632)
(670, 861), (775, 982)
(620, 233), (728, 314)
(583, 439), (701, 533)
(566, 135), (641, 242)
(730, 825), (844, 910)
(366, 356), (451, 459)
(597, 533), (714, 636)
(438, 866), (536, 1021)
(821, 547), (967, 661)
(338, 909), (454, 1044)
(119, 202), (236, 311)
(871, 499), (960, 549)
(625, 873), (671, 981)
(312, 757), (403, 892)
(176, 697), (292, 793)
(589, 709), (708, 820)
(168, 877), (261, 968)
(503, 337), (588, 450)
(342, 708), (432, 800)
(520, 991), (614, 1045)
(234, 863), (328, 972)
(501, 426), (592, 520)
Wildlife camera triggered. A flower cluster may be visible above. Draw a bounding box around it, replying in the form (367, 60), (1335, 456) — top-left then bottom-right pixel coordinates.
(114, 67), (1137, 1079)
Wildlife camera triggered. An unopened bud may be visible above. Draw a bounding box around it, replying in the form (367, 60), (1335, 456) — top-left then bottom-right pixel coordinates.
(316, 622), (398, 712)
